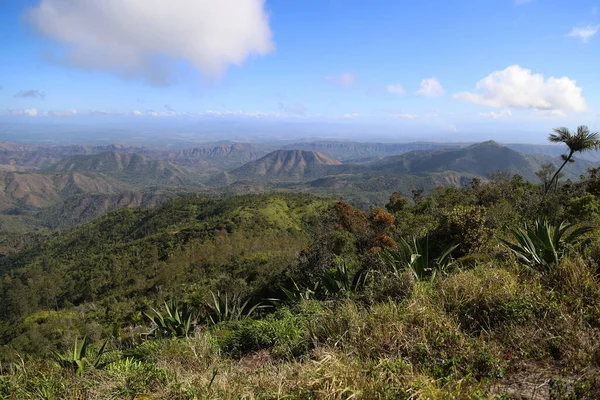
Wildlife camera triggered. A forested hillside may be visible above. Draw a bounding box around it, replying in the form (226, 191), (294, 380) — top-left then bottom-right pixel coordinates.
(2, 169), (600, 398)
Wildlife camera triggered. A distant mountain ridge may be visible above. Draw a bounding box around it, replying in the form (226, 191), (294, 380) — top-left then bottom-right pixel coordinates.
(230, 150), (342, 179)
(45, 152), (189, 185)
(371, 140), (534, 178)
(279, 140), (600, 163)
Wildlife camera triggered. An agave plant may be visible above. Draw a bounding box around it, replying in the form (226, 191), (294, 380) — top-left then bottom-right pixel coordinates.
(54, 336), (108, 376)
(380, 237), (458, 280)
(500, 219), (594, 271)
(279, 280), (319, 302)
(322, 260), (370, 296)
(145, 300), (194, 338)
(205, 291), (268, 325)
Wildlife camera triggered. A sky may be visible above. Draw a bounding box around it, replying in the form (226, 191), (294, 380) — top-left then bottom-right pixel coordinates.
(1, 0), (600, 143)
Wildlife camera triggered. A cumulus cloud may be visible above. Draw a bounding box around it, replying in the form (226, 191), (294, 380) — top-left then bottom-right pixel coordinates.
(416, 78), (445, 97)
(479, 109), (512, 119)
(453, 65), (587, 113)
(326, 72), (355, 87)
(25, 0), (274, 85)
(45, 109), (77, 117)
(386, 84), (405, 95)
(14, 90), (45, 100)
(567, 25), (600, 43)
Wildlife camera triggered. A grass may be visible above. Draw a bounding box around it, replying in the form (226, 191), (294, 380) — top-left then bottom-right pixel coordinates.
(2, 256), (599, 399)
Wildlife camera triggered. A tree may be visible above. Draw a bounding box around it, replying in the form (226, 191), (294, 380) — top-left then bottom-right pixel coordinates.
(546, 125), (600, 193)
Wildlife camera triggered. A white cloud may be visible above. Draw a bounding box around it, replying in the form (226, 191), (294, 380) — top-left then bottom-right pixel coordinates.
(10, 108), (39, 117)
(397, 113), (416, 119)
(386, 84), (405, 95)
(204, 109), (284, 119)
(326, 72), (355, 87)
(44, 108), (77, 117)
(343, 113), (366, 119)
(567, 25), (600, 43)
(453, 65), (587, 113)
(416, 78), (445, 97)
(535, 109), (567, 118)
(479, 109), (512, 119)
(25, 0), (274, 85)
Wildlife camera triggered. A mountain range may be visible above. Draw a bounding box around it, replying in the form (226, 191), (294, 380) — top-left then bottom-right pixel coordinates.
(1, 139), (598, 234)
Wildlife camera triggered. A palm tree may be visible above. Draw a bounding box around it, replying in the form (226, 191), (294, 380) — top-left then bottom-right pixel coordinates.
(546, 125), (600, 193)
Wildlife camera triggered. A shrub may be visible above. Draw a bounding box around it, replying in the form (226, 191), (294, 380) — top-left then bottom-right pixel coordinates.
(219, 308), (309, 359)
(435, 205), (494, 256)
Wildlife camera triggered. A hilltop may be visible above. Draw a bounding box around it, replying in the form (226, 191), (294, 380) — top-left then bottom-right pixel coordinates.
(371, 141), (535, 178)
(230, 150), (342, 180)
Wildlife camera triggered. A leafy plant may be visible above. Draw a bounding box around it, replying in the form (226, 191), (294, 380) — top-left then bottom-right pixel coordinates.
(145, 300), (194, 338)
(280, 280), (319, 303)
(380, 237), (458, 280)
(54, 336), (108, 376)
(205, 291), (267, 325)
(322, 260), (370, 296)
(500, 219), (594, 271)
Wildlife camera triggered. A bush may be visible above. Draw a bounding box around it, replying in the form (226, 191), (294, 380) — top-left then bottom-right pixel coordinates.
(218, 308), (309, 359)
(434, 205), (494, 256)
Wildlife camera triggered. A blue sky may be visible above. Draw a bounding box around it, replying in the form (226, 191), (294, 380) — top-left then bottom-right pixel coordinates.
(1, 0), (599, 142)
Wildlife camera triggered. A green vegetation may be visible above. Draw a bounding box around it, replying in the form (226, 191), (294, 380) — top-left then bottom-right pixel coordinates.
(2, 135), (600, 398)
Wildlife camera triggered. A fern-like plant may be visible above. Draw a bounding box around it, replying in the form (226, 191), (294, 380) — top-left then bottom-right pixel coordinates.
(500, 219), (593, 272)
(380, 237), (458, 280)
(54, 336), (108, 376)
(145, 300), (194, 338)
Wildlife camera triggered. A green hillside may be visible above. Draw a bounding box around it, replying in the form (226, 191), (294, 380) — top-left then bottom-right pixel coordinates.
(0, 193), (332, 352)
(2, 174), (600, 398)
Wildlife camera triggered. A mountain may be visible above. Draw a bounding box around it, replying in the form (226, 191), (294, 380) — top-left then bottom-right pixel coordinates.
(280, 141), (457, 161)
(45, 152), (190, 186)
(506, 143), (600, 162)
(0, 143), (133, 169)
(370, 141), (595, 181)
(0, 171), (123, 212)
(230, 150), (342, 180)
(157, 143), (268, 170)
(371, 141), (531, 176)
